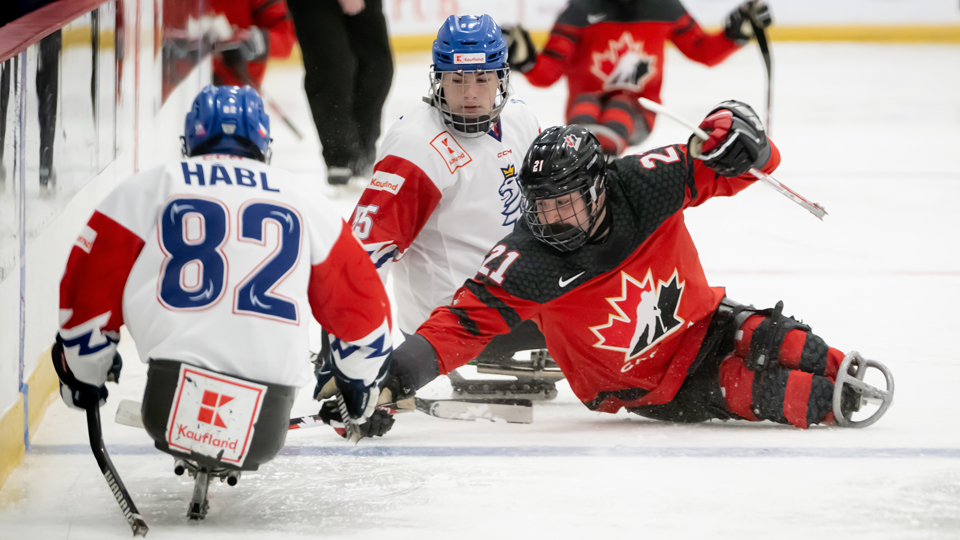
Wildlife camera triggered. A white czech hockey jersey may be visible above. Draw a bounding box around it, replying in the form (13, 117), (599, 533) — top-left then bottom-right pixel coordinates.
(58, 154), (392, 389)
(350, 98), (540, 333)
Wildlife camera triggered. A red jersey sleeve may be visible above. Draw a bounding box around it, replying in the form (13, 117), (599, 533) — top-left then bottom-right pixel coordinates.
(350, 155), (442, 274)
(417, 279), (540, 375)
(253, 0), (295, 59)
(59, 211), (145, 386)
(523, 22), (583, 88)
(669, 14), (740, 67)
(683, 139), (781, 209)
(308, 220), (391, 341)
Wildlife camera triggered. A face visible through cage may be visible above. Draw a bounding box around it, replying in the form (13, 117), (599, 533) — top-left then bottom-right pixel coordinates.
(430, 67), (510, 135)
(523, 188), (600, 251)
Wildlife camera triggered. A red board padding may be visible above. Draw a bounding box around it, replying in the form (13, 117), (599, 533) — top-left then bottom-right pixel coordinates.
(0, 0), (107, 63)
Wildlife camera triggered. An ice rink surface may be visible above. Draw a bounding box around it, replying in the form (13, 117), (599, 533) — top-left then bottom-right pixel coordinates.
(2, 43), (960, 539)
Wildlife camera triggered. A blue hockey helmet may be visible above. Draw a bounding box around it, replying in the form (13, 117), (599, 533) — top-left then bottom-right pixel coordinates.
(183, 85), (271, 162)
(432, 14), (508, 72)
(428, 15), (512, 137)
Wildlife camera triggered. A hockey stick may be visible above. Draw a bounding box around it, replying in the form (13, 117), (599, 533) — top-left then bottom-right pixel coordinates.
(335, 393), (362, 443)
(223, 63), (304, 141)
(747, 0), (773, 135)
(87, 406), (149, 536)
(637, 97), (827, 220)
(287, 396), (534, 429)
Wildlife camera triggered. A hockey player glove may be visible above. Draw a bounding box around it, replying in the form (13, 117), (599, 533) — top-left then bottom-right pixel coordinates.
(724, 1), (773, 46)
(317, 400), (396, 439)
(51, 334), (122, 410)
(506, 24), (538, 74)
(385, 334), (440, 401)
(238, 26), (269, 62)
(690, 100), (771, 177)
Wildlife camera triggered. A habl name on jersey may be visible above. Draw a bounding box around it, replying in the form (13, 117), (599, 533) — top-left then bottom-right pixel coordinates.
(181, 162), (280, 192)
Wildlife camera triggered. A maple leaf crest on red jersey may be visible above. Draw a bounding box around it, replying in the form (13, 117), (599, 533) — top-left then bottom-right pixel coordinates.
(589, 32), (656, 92)
(589, 269), (685, 363)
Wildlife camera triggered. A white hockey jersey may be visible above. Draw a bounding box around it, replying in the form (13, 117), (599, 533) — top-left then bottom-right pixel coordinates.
(58, 154), (392, 389)
(350, 98), (540, 333)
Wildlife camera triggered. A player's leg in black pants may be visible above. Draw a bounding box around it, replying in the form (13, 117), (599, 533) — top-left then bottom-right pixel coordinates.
(37, 29), (61, 190)
(288, 0), (361, 182)
(473, 319), (547, 363)
(343, 0), (393, 176)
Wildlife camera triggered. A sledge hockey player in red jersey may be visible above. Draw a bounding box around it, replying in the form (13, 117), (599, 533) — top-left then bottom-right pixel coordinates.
(51, 86), (393, 519)
(384, 101), (894, 430)
(506, 0), (772, 156)
(319, 14), (555, 405)
(211, 0), (297, 89)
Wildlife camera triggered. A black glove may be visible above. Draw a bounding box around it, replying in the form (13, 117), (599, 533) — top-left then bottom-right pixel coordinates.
(220, 26), (269, 82)
(316, 400), (396, 439)
(51, 334), (121, 410)
(689, 100), (770, 177)
(724, 1), (773, 46)
(238, 26), (269, 62)
(505, 24), (537, 74)
(383, 334), (440, 401)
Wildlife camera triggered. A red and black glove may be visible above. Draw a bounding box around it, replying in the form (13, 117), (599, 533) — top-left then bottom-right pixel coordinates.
(690, 100), (770, 177)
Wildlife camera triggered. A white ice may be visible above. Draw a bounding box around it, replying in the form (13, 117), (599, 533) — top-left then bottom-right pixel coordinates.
(2, 43), (960, 539)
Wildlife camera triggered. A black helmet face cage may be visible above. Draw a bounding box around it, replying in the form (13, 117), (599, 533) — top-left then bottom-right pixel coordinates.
(522, 171), (605, 252)
(428, 66), (511, 137)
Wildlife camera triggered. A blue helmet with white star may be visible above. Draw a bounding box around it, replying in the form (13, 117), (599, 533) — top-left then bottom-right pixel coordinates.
(183, 85), (271, 161)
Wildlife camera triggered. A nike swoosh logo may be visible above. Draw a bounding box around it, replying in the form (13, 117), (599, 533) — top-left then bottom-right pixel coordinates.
(559, 272), (585, 288)
(586, 13), (606, 23)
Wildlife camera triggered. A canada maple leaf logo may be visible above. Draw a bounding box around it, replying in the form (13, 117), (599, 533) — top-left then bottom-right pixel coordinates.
(589, 32), (656, 92)
(589, 269), (685, 364)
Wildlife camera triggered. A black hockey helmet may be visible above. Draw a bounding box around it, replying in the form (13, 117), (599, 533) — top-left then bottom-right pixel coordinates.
(519, 125), (607, 252)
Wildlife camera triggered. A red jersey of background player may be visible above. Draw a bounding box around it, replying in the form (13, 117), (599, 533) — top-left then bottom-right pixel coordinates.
(212, 0), (296, 88)
(525, 0), (740, 128)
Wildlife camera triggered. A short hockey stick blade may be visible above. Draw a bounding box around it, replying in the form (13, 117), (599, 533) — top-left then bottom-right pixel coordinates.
(115, 399), (145, 429)
(87, 406), (149, 536)
(414, 397), (533, 424)
(637, 97), (826, 220)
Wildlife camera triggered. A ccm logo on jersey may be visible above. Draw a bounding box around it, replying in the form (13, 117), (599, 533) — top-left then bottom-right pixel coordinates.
(367, 171), (405, 194)
(430, 132), (473, 173)
(454, 53), (486, 64)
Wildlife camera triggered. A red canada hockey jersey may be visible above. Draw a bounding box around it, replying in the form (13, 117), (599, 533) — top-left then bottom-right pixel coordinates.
(416, 141), (781, 413)
(525, 0), (741, 126)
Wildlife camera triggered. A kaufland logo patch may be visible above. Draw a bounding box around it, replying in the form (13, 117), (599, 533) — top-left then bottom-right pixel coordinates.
(166, 365), (266, 467)
(368, 171), (405, 194)
(197, 390), (233, 428)
(454, 53), (485, 64)
(75, 225), (97, 254)
(430, 131), (473, 173)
